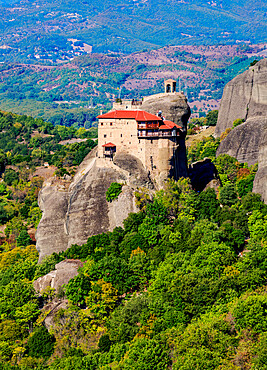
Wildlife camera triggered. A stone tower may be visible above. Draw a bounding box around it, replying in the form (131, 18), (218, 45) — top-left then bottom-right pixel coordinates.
(165, 79), (176, 93)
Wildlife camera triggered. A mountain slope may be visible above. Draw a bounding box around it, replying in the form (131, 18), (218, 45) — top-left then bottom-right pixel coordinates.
(0, 0), (266, 60)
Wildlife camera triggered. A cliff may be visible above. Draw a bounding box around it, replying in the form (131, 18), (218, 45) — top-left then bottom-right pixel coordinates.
(142, 92), (191, 133)
(215, 59), (267, 138)
(215, 59), (267, 203)
(253, 125), (267, 203)
(36, 91), (191, 261)
(216, 117), (267, 166)
(141, 92), (190, 180)
(36, 148), (152, 261)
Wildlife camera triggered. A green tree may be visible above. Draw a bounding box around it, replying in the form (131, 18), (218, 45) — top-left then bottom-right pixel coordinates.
(204, 110), (218, 126)
(27, 326), (55, 358)
(232, 118), (244, 128)
(16, 229), (32, 247)
(4, 169), (19, 186)
(106, 183), (123, 202)
(219, 184), (238, 206)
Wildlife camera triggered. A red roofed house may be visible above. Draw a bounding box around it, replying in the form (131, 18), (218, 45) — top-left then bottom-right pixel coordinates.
(97, 108), (185, 181)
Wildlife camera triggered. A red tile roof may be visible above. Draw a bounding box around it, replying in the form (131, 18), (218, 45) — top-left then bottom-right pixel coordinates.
(159, 120), (182, 130)
(97, 110), (160, 121)
(102, 142), (116, 147)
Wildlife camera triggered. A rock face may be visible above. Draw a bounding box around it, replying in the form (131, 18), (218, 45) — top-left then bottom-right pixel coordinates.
(33, 260), (83, 293)
(141, 92), (190, 182)
(215, 59), (267, 137)
(253, 126), (267, 202)
(36, 148), (152, 261)
(142, 92), (191, 133)
(218, 117), (267, 203)
(36, 92), (191, 260)
(215, 59), (267, 203)
(216, 117), (267, 166)
(188, 158), (220, 192)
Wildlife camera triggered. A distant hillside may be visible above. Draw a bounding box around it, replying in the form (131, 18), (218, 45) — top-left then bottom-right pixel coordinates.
(0, 0), (266, 62)
(0, 44), (265, 126)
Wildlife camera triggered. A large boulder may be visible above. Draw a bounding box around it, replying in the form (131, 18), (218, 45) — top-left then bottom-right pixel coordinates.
(141, 92), (191, 133)
(36, 149), (152, 261)
(33, 259), (83, 293)
(188, 158), (220, 192)
(216, 117), (267, 166)
(215, 59), (267, 138)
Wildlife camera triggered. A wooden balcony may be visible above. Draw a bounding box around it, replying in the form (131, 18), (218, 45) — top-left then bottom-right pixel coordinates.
(137, 123), (159, 129)
(138, 130), (175, 137)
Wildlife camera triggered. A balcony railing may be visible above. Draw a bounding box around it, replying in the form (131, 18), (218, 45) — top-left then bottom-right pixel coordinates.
(137, 123), (159, 129)
(138, 130), (175, 137)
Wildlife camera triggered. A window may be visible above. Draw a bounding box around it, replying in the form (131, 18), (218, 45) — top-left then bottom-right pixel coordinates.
(121, 134), (122, 137)
(110, 133), (112, 137)
(151, 140), (153, 144)
(101, 122), (103, 126)
(139, 140), (140, 144)
(110, 122), (113, 126)
(104, 134), (107, 138)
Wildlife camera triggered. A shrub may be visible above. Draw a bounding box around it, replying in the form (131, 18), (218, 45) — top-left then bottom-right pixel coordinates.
(99, 334), (112, 352)
(106, 183), (123, 202)
(204, 110), (218, 126)
(4, 169), (19, 186)
(233, 118), (244, 128)
(26, 326), (55, 358)
(219, 184), (238, 206)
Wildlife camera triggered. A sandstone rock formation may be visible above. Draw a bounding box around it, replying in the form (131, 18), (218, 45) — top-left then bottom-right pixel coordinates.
(253, 125), (267, 202)
(188, 158), (220, 192)
(36, 91), (192, 260)
(33, 259), (83, 293)
(216, 117), (267, 166)
(215, 59), (267, 203)
(142, 92), (191, 133)
(215, 59), (267, 138)
(36, 148), (152, 261)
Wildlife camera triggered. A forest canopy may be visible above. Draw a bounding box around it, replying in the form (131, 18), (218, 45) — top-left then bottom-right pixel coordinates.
(0, 110), (266, 369)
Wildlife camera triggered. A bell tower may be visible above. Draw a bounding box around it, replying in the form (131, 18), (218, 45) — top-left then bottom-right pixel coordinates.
(164, 79), (176, 93)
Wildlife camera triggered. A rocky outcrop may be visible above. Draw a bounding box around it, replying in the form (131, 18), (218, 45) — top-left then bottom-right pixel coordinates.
(188, 158), (220, 192)
(253, 126), (267, 203)
(36, 149), (152, 261)
(215, 59), (267, 203)
(142, 92), (191, 133)
(217, 116), (267, 203)
(215, 59), (267, 138)
(141, 92), (190, 183)
(216, 117), (267, 166)
(33, 260), (83, 293)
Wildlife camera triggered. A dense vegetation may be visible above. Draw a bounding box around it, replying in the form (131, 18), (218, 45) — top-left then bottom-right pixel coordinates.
(0, 107), (265, 368)
(0, 46), (263, 126)
(0, 0), (266, 60)
(0, 110), (96, 168)
(0, 110), (96, 242)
